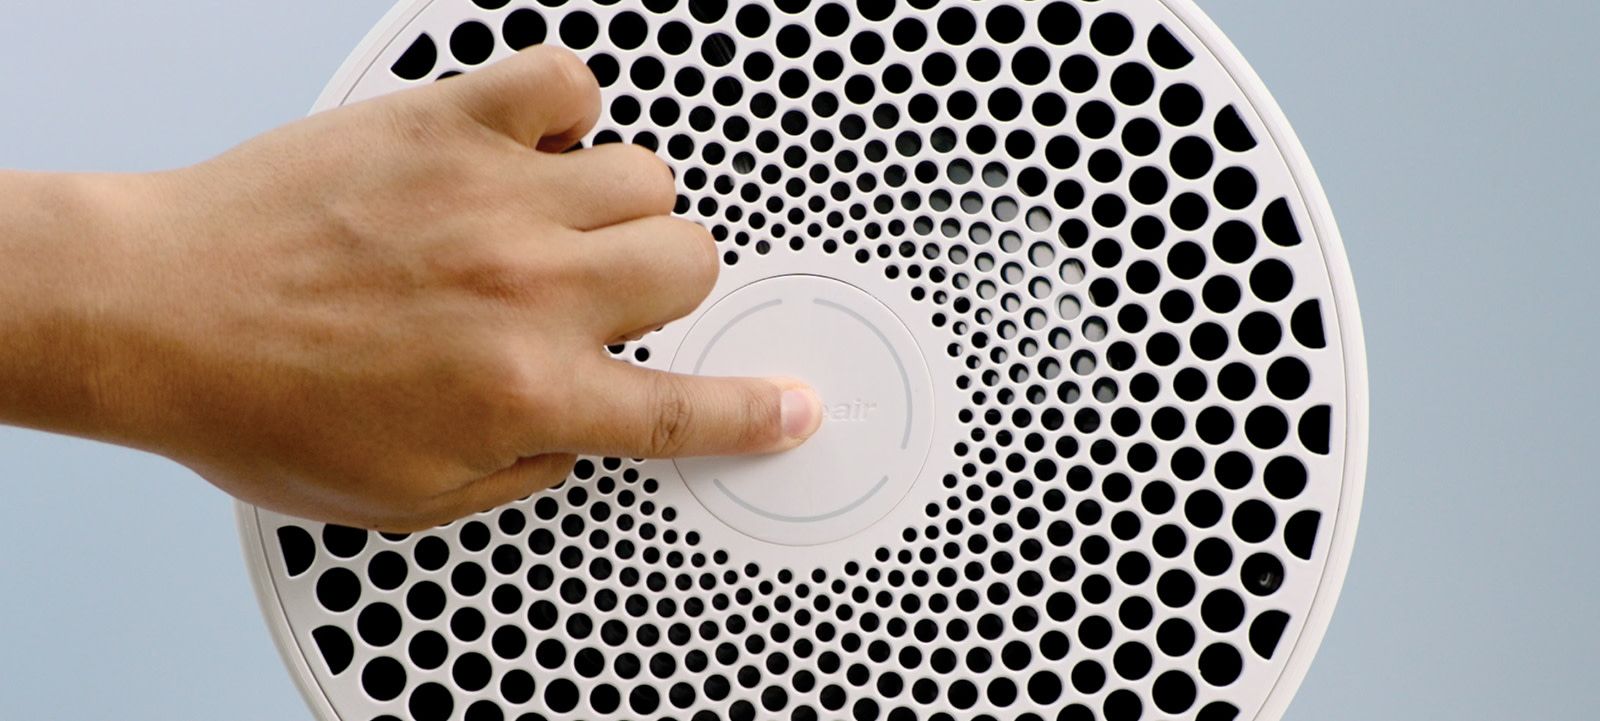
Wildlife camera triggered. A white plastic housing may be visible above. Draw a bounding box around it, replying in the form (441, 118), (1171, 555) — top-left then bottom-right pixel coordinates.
(239, 2), (1368, 720)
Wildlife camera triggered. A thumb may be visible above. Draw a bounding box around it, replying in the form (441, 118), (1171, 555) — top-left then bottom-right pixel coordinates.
(433, 44), (601, 151)
(551, 360), (824, 458)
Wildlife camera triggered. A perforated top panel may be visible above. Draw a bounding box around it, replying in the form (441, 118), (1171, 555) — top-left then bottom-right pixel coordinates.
(240, 1), (1366, 720)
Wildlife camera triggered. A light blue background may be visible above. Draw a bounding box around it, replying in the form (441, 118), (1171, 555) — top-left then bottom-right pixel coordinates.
(1, 1), (1595, 719)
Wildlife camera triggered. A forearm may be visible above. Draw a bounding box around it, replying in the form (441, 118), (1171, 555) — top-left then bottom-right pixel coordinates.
(0, 170), (146, 443)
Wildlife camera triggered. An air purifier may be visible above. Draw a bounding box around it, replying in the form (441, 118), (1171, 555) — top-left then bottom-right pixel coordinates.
(238, 2), (1368, 719)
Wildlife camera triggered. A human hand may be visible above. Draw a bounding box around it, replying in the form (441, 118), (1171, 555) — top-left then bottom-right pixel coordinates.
(18, 47), (819, 531)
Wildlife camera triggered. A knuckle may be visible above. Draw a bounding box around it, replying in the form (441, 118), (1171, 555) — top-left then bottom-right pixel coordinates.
(617, 141), (666, 172)
(741, 386), (782, 448)
(530, 45), (597, 94)
(437, 350), (549, 456)
(619, 145), (676, 211)
(646, 374), (696, 457)
(674, 219), (720, 297)
(489, 356), (563, 426)
(481, 45), (599, 141)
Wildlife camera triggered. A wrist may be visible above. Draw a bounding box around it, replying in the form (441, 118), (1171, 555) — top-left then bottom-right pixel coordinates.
(0, 170), (174, 446)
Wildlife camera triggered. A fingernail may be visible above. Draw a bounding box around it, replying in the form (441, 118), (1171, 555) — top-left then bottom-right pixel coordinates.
(781, 386), (822, 441)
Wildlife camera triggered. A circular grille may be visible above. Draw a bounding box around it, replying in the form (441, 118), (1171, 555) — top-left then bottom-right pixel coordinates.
(239, 1), (1367, 720)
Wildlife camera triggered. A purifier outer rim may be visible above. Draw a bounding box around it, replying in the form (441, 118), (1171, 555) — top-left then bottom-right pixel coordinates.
(236, 2), (1371, 719)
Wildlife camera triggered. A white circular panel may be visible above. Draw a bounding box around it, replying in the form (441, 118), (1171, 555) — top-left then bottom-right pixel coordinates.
(672, 274), (935, 546)
(239, 2), (1368, 721)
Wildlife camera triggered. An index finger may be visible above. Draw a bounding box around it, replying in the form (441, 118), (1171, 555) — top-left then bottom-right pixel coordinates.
(542, 357), (823, 459)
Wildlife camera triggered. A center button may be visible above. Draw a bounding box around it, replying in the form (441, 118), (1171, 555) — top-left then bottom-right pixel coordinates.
(671, 274), (935, 546)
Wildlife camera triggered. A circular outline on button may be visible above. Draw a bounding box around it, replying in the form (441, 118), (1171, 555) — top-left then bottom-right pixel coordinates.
(713, 475), (891, 523)
(811, 298), (914, 449)
(676, 275), (928, 526)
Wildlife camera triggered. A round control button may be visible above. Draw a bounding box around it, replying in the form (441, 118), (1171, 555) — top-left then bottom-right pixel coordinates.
(671, 274), (935, 546)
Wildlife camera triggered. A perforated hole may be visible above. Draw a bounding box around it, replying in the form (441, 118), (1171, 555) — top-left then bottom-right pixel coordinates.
(259, 2), (1355, 720)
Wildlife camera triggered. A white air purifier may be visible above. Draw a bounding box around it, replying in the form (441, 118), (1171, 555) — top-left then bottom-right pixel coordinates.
(238, 1), (1367, 719)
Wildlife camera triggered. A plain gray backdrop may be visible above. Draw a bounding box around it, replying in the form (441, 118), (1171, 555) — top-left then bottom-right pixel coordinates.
(1, 1), (1595, 719)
